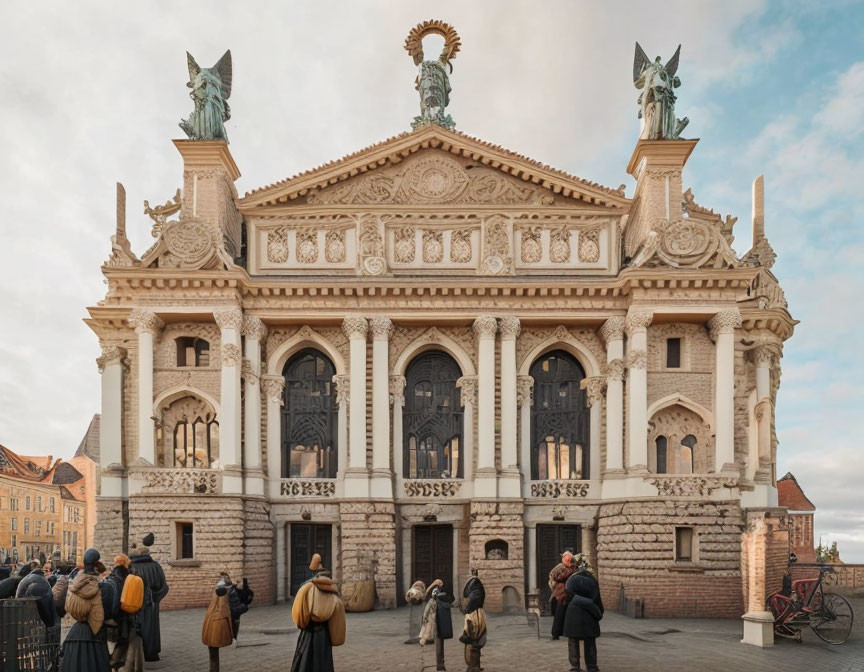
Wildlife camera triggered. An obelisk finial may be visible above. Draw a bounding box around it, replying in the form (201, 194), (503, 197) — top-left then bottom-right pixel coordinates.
(404, 21), (461, 131)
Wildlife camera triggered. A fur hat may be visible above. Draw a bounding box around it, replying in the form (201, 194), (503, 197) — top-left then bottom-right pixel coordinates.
(114, 554), (131, 569)
(142, 532), (155, 548)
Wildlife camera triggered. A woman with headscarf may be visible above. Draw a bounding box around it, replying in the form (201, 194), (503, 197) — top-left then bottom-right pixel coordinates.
(61, 548), (110, 672)
(548, 550), (575, 640)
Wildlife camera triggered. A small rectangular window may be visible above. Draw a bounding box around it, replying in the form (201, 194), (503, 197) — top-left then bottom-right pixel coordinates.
(666, 338), (682, 368)
(675, 527), (694, 562)
(178, 522), (194, 559)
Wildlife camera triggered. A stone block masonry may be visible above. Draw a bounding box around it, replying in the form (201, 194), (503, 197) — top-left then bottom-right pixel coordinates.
(469, 501), (524, 613)
(339, 501), (397, 608)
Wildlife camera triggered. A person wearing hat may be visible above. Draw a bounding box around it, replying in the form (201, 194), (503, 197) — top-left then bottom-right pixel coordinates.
(419, 579), (454, 671)
(290, 554), (346, 672)
(129, 532), (169, 663)
(61, 548), (111, 671)
(548, 550), (575, 640)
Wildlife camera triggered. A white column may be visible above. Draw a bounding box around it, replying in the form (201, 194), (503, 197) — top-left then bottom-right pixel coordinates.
(390, 376), (405, 492)
(710, 309), (742, 473)
(342, 317), (369, 498)
(584, 377), (605, 481)
(369, 317), (393, 499)
(526, 526), (537, 593)
(625, 310), (652, 472)
(242, 317), (267, 496)
(334, 374), (350, 492)
(456, 376), (477, 483)
(98, 345), (126, 498)
(262, 375), (285, 500)
(498, 317), (521, 497)
(215, 308), (243, 494)
(473, 316), (498, 498)
(127, 310), (163, 466)
(600, 317), (625, 474)
(753, 345), (774, 481)
(517, 375), (534, 493)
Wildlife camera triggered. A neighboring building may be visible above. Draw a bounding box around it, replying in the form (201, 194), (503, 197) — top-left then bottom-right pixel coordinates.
(60, 487), (85, 563)
(87, 28), (795, 616)
(777, 472), (816, 563)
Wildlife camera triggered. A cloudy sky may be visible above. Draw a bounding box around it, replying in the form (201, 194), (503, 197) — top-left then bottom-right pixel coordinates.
(1, 1), (862, 560)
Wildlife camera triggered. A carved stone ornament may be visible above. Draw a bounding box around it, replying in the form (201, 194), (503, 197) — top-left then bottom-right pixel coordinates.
(404, 479), (462, 497)
(530, 480), (590, 498)
(221, 344), (242, 367)
(131, 468), (219, 495)
(516, 375), (534, 407)
(394, 227), (416, 263)
(214, 309), (244, 331)
(605, 359), (625, 382)
(480, 215), (512, 275)
(369, 316), (393, 340)
(498, 316), (521, 340)
(389, 375), (406, 406)
(583, 376), (606, 406)
(96, 345), (127, 372)
(549, 225), (571, 263)
(473, 315), (498, 339)
(296, 230), (319, 263)
(629, 218), (738, 269)
(342, 316), (369, 340)
(280, 479), (336, 497)
(157, 216), (227, 269)
(626, 349), (647, 370)
(578, 229), (600, 263)
(625, 311), (653, 336)
(325, 230), (346, 263)
(456, 376), (478, 408)
(267, 228), (290, 263)
(422, 230), (444, 263)
(261, 375), (285, 404)
(708, 310), (742, 340)
(358, 216), (386, 275)
(521, 227), (542, 263)
(750, 268), (787, 310)
(450, 229), (473, 263)
(242, 316), (268, 342)
(334, 374), (350, 406)
(646, 475), (738, 497)
(128, 309), (164, 334)
(599, 316), (626, 344)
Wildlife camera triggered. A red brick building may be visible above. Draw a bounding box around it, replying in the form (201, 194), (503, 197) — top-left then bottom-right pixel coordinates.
(777, 472), (816, 562)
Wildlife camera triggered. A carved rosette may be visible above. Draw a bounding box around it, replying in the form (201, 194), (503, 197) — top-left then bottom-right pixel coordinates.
(625, 311), (653, 336)
(450, 229), (472, 263)
(578, 229), (600, 263)
(583, 377), (606, 407)
(128, 309), (164, 335)
(599, 316), (626, 344)
(516, 375), (534, 407)
(403, 479), (462, 498)
(389, 375), (406, 406)
(221, 344), (242, 367)
(369, 316), (393, 341)
(472, 315), (498, 340)
(498, 316), (521, 340)
(280, 479), (336, 497)
(708, 310), (742, 341)
(325, 230), (346, 263)
(605, 359), (626, 382)
(296, 230), (319, 263)
(242, 316), (268, 343)
(267, 228), (289, 263)
(422, 230), (444, 263)
(394, 227), (416, 263)
(96, 345), (127, 372)
(342, 316), (369, 341)
(530, 480), (590, 498)
(456, 376), (478, 408)
(214, 309), (244, 332)
(261, 375), (286, 405)
(646, 475), (739, 497)
(549, 225), (571, 263)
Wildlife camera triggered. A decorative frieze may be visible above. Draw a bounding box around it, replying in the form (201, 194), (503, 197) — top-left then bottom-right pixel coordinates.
(403, 479), (463, 498)
(280, 479), (337, 497)
(213, 309), (244, 331)
(530, 480), (590, 498)
(646, 475), (739, 497)
(130, 468), (220, 495)
(127, 309), (164, 334)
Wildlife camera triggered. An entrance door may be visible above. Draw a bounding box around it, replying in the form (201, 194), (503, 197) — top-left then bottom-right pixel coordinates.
(290, 523), (332, 596)
(536, 524), (581, 615)
(413, 525), (453, 596)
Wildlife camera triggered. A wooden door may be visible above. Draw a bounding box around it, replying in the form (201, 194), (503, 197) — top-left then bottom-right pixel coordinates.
(536, 524), (581, 615)
(290, 523), (332, 596)
(413, 524), (454, 596)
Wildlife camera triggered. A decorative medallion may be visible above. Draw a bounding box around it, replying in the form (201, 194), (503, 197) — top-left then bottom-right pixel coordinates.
(423, 230), (443, 263)
(403, 156), (469, 203)
(296, 230), (318, 263)
(162, 217), (217, 268)
(267, 229), (289, 263)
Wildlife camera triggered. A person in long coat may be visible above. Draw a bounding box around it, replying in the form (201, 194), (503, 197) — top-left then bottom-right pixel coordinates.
(202, 583), (234, 672)
(425, 581), (454, 672)
(129, 533), (169, 663)
(562, 558), (603, 672)
(459, 571), (486, 672)
(290, 556), (346, 672)
(548, 550), (574, 639)
(17, 563), (59, 668)
(61, 548), (110, 672)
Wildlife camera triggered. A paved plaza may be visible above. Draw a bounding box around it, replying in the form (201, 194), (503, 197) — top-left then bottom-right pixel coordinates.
(114, 597), (864, 672)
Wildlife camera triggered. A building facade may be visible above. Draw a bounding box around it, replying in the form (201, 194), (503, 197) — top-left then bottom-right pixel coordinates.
(87, 45), (795, 618)
(777, 472), (816, 563)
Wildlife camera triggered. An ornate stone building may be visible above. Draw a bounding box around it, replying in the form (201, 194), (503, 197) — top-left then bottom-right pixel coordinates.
(87, 32), (794, 622)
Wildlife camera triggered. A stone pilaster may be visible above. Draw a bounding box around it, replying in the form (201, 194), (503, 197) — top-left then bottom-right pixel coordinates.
(625, 310), (652, 472)
(343, 317), (369, 498)
(709, 309), (742, 474)
(473, 316), (498, 498)
(262, 375), (285, 497)
(389, 375), (405, 482)
(127, 309), (163, 466)
(215, 308), (243, 494)
(242, 316), (267, 496)
(498, 316), (521, 497)
(516, 375), (534, 487)
(369, 317), (393, 499)
(600, 317), (625, 475)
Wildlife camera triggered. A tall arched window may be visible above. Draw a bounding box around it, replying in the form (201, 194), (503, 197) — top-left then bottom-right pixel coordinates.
(159, 395), (219, 468)
(530, 350), (589, 480)
(655, 436), (668, 474)
(403, 351), (463, 479)
(282, 349), (337, 478)
(677, 435), (696, 474)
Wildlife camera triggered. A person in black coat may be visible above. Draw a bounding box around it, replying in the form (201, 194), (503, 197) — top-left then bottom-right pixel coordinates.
(459, 571), (486, 672)
(562, 560), (603, 672)
(433, 586), (454, 672)
(129, 533), (169, 663)
(217, 572), (253, 640)
(18, 565), (60, 669)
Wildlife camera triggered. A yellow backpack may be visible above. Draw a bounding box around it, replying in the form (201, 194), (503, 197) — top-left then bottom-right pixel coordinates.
(120, 574), (144, 614)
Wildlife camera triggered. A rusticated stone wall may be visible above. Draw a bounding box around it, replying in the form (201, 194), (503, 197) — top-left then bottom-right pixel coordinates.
(596, 500), (743, 617)
(93, 497), (127, 556)
(468, 501), (524, 613)
(339, 501), (397, 608)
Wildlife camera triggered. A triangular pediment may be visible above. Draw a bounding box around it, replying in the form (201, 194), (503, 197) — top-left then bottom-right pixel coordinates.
(238, 126), (630, 211)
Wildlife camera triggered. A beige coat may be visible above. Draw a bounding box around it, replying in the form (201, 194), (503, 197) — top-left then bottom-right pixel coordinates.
(65, 573), (104, 635)
(291, 577), (346, 646)
(201, 593), (233, 648)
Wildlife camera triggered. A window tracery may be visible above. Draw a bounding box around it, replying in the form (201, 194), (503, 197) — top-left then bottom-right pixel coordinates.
(158, 395), (219, 468)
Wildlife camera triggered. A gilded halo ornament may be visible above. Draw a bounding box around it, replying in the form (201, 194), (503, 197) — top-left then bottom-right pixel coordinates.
(404, 20), (461, 131)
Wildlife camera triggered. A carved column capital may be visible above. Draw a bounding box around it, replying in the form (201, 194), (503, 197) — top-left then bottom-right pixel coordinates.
(213, 308), (244, 331)
(624, 310), (653, 336)
(242, 316), (268, 342)
(472, 315), (498, 339)
(498, 316), (521, 340)
(342, 316), (369, 340)
(96, 345), (127, 373)
(261, 375), (285, 405)
(752, 343), (780, 366)
(456, 375), (478, 408)
(708, 309), (742, 341)
(127, 309), (164, 335)
(605, 358), (626, 382)
(516, 375), (534, 407)
(389, 375), (406, 406)
(626, 350), (648, 370)
(369, 316), (393, 340)
(333, 374), (350, 406)
(582, 376), (606, 407)
(599, 316), (626, 344)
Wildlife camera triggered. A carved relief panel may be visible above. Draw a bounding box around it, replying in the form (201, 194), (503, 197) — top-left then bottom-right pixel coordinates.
(253, 217), (356, 272)
(385, 216), (480, 271)
(513, 217), (614, 273)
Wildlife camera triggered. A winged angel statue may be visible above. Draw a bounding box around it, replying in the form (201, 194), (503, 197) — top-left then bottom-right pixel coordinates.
(179, 50), (232, 141)
(633, 43), (688, 140)
(405, 21), (461, 130)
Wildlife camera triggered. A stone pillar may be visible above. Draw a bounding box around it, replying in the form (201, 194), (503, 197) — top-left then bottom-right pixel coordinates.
(517, 375), (534, 488)
(526, 525), (537, 593)
(473, 316), (498, 498)
(389, 376), (405, 486)
(584, 377), (605, 481)
(242, 317), (267, 496)
(262, 375), (285, 497)
(97, 345), (126, 497)
(127, 309), (163, 466)
(456, 376), (477, 483)
(275, 521), (286, 602)
(370, 317), (393, 499)
(753, 345), (775, 482)
(600, 317), (625, 475)
(498, 317), (521, 497)
(710, 309), (742, 473)
(740, 511), (790, 647)
(625, 311), (652, 472)
(334, 374), (350, 486)
(215, 309), (244, 494)
(343, 317), (369, 498)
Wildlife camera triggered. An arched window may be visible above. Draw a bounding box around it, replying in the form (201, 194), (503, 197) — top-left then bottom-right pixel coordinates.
(159, 395), (219, 468)
(677, 435), (696, 474)
(655, 436), (668, 474)
(403, 351), (463, 479)
(530, 350), (589, 480)
(282, 349), (337, 478)
(176, 337), (210, 367)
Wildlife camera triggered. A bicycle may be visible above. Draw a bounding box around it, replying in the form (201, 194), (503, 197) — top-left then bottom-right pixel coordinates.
(766, 555), (854, 644)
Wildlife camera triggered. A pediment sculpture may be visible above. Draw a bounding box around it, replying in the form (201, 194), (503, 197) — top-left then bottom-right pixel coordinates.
(629, 216), (738, 269)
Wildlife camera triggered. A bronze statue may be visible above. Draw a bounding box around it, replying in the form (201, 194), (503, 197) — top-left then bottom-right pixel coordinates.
(179, 50), (232, 141)
(405, 21), (461, 130)
(633, 43), (688, 140)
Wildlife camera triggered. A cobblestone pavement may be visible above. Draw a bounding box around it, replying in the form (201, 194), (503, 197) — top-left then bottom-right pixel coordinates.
(110, 597), (864, 672)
